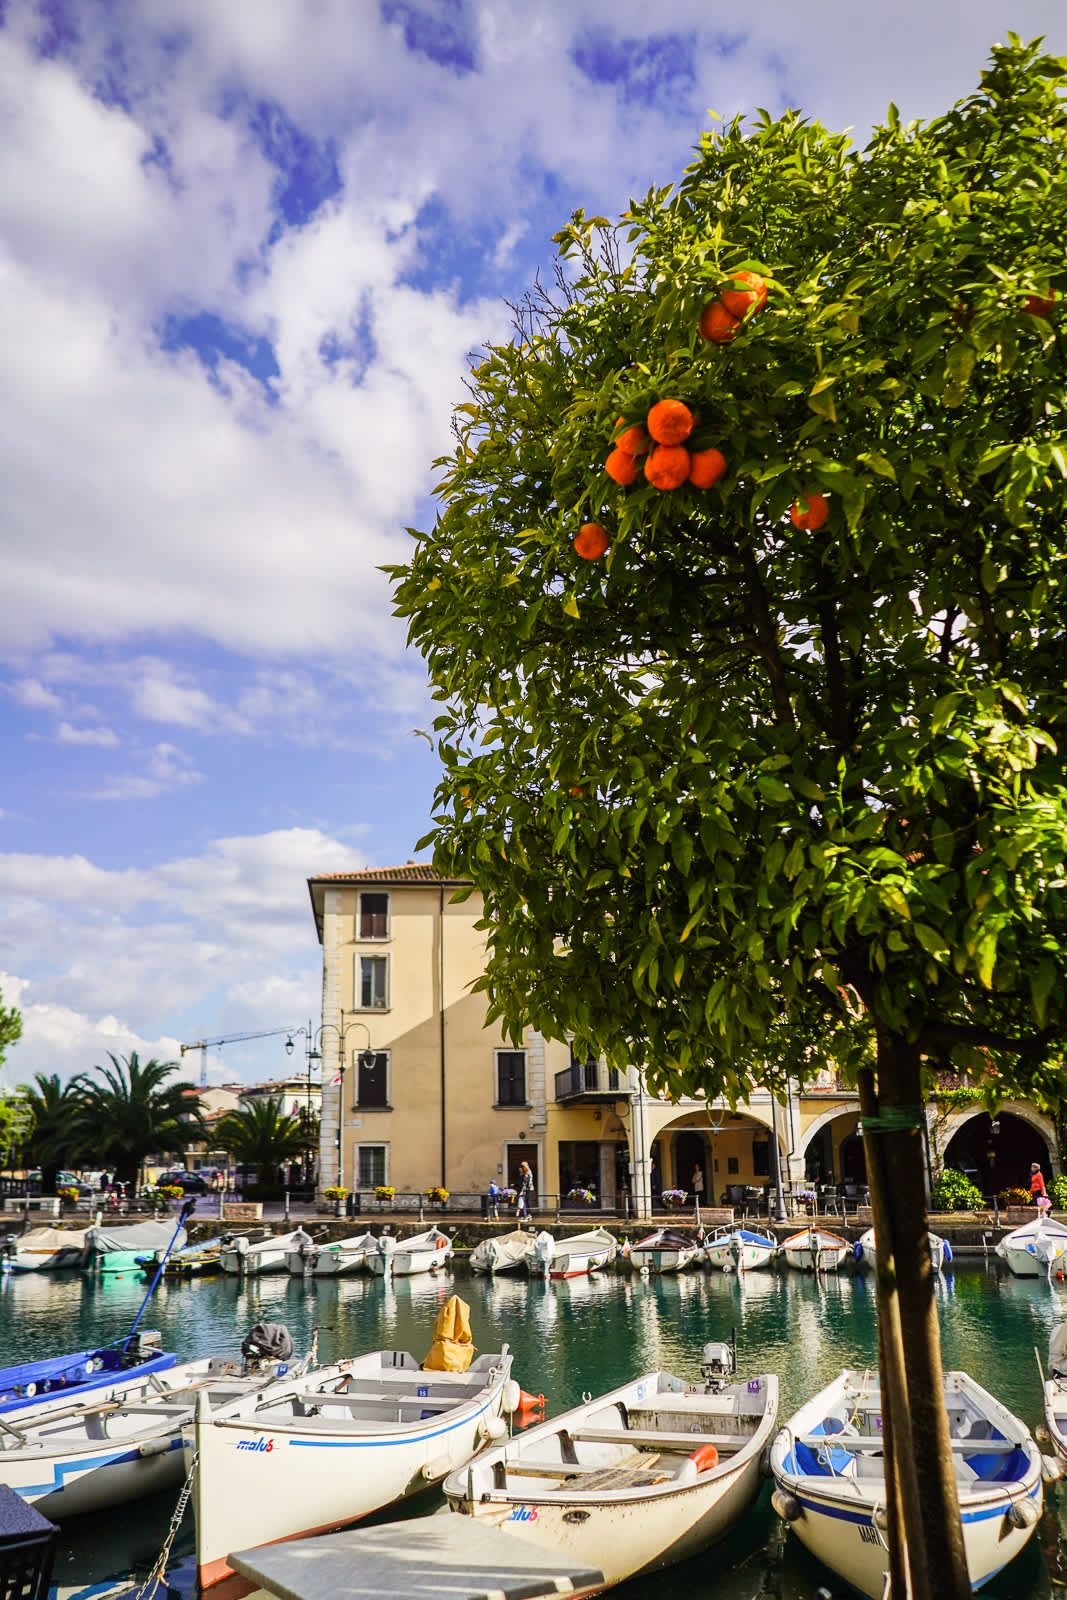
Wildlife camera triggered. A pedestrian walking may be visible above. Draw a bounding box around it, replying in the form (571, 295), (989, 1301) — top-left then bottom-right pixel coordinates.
(516, 1161), (534, 1220)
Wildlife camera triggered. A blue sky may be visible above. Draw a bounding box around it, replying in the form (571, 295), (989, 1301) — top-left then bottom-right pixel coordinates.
(1, 0), (1064, 1089)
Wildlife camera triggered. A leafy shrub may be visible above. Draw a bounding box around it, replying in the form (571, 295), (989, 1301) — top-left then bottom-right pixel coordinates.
(997, 1187), (1031, 1208)
(931, 1168), (984, 1212)
(1051, 1175), (1067, 1211)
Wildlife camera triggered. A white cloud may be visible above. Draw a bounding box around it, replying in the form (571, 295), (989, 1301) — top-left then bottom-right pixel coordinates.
(10, 678), (64, 712)
(86, 742), (202, 800)
(56, 721), (119, 747)
(0, 825), (370, 1083)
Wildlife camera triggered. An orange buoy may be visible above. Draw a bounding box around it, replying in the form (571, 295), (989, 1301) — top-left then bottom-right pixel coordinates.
(689, 1442), (720, 1473)
(516, 1389), (547, 1418)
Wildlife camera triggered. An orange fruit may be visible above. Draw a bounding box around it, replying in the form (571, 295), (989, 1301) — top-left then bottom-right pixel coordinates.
(574, 522), (610, 559)
(646, 398), (694, 445)
(614, 420), (648, 456)
(790, 493), (829, 532)
(644, 445), (690, 491)
(605, 448), (639, 485)
(720, 270), (768, 319)
(698, 300), (739, 343)
(688, 448), (727, 488)
(1024, 292), (1055, 317)
(569, 786), (585, 798)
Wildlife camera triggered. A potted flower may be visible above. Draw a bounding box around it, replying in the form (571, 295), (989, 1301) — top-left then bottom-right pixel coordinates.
(425, 1186), (450, 1207)
(57, 1186), (79, 1211)
(661, 1188), (688, 1209)
(567, 1187), (595, 1205)
(374, 1185), (396, 1208)
(323, 1184), (349, 1218)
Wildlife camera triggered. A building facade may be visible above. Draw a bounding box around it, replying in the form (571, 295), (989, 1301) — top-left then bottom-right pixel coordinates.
(308, 867), (1060, 1215)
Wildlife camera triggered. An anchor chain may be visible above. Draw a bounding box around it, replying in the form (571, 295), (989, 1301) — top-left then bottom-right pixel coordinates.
(134, 1446), (199, 1600)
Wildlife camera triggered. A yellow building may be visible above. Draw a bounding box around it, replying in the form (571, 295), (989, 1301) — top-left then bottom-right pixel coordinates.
(308, 866), (1058, 1216)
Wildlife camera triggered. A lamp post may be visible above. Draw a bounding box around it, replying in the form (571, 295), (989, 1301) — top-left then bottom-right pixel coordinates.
(291, 1015), (375, 1215)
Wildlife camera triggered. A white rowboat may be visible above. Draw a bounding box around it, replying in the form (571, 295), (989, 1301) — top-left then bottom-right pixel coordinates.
(778, 1227), (850, 1272)
(367, 1228), (452, 1277)
(854, 1228), (951, 1274)
(469, 1229), (533, 1275)
(527, 1228), (617, 1279)
(187, 1344), (512, 1589)
(626, 1229), (701, 1273)
(1, 1226), (91, 1273)
(285, 1231), (378, 1276)
(702, 1227), (778, 1273)
(1042, 1323), (1067, 1463)
(443, 1352), (778, 1595)
(220, 1229), (310, 1276)
(995, 1213), (1067, 1277)
(770, 1367), (1044, 1598)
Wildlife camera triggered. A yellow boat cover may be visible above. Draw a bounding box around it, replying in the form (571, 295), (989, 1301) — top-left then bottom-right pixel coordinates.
(422, 1293), (474, 1372)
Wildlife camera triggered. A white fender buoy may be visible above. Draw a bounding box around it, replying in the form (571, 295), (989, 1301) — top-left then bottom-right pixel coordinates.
(771, 1489), (803, 1523)
(500, 1379), (522, 1415)
(479, 1415), (507, 1443)
(1008, 1497), (1040, 1529)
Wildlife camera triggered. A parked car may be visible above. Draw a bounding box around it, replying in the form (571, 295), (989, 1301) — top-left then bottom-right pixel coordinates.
(156, 1170), (211, 1195)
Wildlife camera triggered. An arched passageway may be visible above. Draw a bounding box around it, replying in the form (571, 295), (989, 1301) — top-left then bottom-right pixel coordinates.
(942, 1111), (1051, 1197)
(671, 1129), (709, 1200)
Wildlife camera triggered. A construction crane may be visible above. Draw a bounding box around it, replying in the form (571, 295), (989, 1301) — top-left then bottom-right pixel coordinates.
(180, 1028), (298, 1089)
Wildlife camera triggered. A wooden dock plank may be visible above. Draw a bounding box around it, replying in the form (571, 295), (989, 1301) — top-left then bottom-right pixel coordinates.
(229, 1515), (605, 1600)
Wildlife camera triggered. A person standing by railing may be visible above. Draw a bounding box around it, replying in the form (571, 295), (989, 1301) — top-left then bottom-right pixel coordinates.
(1031, 1163), (1048, 1206)
(516, 1161), (533, 1220)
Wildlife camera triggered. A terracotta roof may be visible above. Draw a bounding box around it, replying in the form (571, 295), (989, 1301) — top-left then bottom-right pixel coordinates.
(310, 864), (469, 884)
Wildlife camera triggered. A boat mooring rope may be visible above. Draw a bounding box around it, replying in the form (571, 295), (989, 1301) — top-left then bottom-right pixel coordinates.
(134, 1447), (199, 1600)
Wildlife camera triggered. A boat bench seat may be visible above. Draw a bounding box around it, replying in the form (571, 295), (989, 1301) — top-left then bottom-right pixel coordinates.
(568, 1426), (746, 1453)
(796, 1433), (1017, 1454)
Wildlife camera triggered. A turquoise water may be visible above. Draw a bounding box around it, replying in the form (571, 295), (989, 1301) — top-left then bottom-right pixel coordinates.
(2, 1257), (1067, 1598)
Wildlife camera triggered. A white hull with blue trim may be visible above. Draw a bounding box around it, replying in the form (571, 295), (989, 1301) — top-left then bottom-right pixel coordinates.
(995, 1213), (1067, 1277)
(769, 1367), (1043, 1599)
(779, 1227), (850, 1272)
(0, 1351), (305, 1520)
(855, 1228), (951, 1274)
(702, 1227), (778, 1273)
(187, 1344), (512, 1589)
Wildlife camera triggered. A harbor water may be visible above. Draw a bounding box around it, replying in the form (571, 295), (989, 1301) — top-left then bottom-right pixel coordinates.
(3, 1254), (1067, 1598)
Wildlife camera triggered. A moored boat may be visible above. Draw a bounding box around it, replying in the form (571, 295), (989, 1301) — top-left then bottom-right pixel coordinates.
(469, 1228), (533, 1275)
(778, 1227), (850, 1272)
(443, 1338), (777, 1595)
(995, 1213), (1067, 1277)
(0, 1326), (306, 1519)
(0, 1332), (176, 1416)
(220, 1228), (310, 1276)
(769, 1367), (1044, 1598)
(286, 1230), (378, 1276)
(187, 1341), (513, 1588)
(702, 1226), (778, 1273)
(854, 1227), (951, 1274)
(1, 1225), (91, 1273)
(1042, 1323), (1067, 1462)
(527, 1227), (617, 1279)
(626, 1228), (701, 1273)
(83, 1220), (189, 1276)
(367, 1227), (452, 1277)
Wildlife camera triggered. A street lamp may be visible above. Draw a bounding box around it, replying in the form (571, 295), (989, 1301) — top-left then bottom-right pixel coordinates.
(302, 1015), (376, 1207)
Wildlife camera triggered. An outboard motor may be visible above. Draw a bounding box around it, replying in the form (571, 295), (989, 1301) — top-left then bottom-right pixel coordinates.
(124, 1330), (164, 1368)
(701, 1327), (738, 1391)
(532, 1231), (555, 1279)
(376, 1234), (396, 1276)
(241, 1323), (295, 1370)
(1, 1234), (16, 1261)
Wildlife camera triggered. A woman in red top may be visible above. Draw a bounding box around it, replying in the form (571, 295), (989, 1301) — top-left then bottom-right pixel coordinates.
(1030, 1163), (1048, 1203)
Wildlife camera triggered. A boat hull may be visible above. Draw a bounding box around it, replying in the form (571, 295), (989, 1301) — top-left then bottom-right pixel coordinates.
(779, 1231), (849, 1272)
(702, 1231), (777, 1273)
(445, 1370), (778, 1595)
(188, 1351), (511, 1588)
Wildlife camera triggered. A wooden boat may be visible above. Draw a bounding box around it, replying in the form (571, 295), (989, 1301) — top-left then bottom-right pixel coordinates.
(0, 1341), (307, 1519)
(854, 1227), (951, 1274)
(778, 1227), (850, 1272)
(220, 1228), (309, 1276)
(187, 1343), (513, 1588)
(286, 1230), (378, 1276)
(83, 1220), (188, 1276)
(702, 1226), (778, 1273)
(626, 1228), (701, 1273)
(769, 1367), (1044, 1598)
(1, 1225), (91, 1273)
(1042, 1323), (1067, 1462)
(0, 1334), (176, 1417)
(995, 1213), (1067, 1277)
(469, 1228), (533, 1275)
(367, 1228), (452, 1277)
(527, 1227), (617, 1279)
(443, 1340), (778, 1595)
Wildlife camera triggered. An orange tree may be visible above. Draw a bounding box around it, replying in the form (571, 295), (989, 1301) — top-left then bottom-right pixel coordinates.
(392, 39), (1067, 1598)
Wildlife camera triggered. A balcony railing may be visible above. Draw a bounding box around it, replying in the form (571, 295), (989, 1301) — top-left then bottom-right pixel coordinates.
(555, 1062), (629, 1101)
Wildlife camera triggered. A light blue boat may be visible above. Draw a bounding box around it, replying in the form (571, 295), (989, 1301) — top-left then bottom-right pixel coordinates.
(83, 1219), (187, 1276)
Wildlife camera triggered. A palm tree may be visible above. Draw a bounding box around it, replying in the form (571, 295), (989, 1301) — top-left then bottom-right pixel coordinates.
(18, 1073), (82, 1192)
(73, 1052), (202, 1193)
(215, 1098), (308, 1188)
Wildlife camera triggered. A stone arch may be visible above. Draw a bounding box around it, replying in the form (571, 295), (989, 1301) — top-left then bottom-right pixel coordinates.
(934, 1102), (1057, 1194)
(798, 1105), (862, 1184)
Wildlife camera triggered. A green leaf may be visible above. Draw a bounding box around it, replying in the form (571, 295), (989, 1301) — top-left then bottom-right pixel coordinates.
(562, 592), (581, 620)
(1031, 959), (1056, 1027)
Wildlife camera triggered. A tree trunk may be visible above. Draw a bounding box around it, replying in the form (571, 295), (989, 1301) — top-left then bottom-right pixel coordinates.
(866, 1035), (970, 1600)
